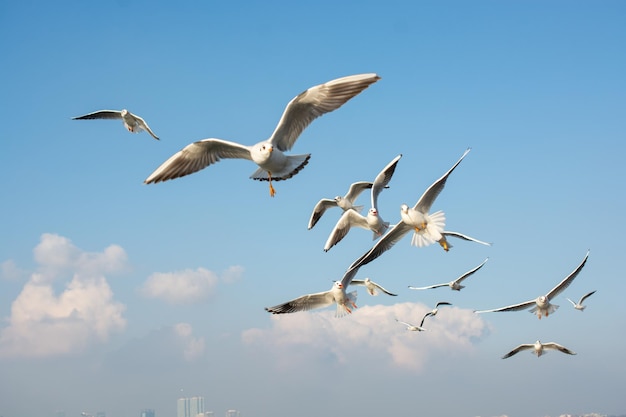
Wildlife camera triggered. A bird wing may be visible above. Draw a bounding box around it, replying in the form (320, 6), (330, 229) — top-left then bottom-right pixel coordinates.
(419, 313), (431, 327)
(345, 221), (413, 273)
(371, 154), (401, 210)
(395, 319), (414, 328)
(350, 279), (397, 296)
(344, 181), (374, 203)
(579, 290), (597, 304)
(474, 299), (536, 314)
(265, 290), (335, 314)
(501, 344), (534, 359)
(71, 110), (123, 120)
(454, 258), (489, 285)
(441, 231), (491, 247)
(435, 301), (452, 308)
(543, 342), (576, 355)
(323, 209), (369, 252)
(144, 138), (252, 184)
(268, 73), (381, 151)
(308, 199), (338, 229)
(413, 148), (471, 213)
(132, 113), (160, 140)
(546, 250), (590, 300)
(408, 283), (448, 290)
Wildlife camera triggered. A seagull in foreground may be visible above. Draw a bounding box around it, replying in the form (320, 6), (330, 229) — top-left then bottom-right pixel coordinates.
(501, 340), (576, 359)
(350, 277), (397, 296)
(395, 316), (429, 332)
(307, 181), (377, 230)
(566, 290), (596, 311)
(72, 109), (160, 140)
(474, 250), (590, 319)
(144, 73), (381, 196)
(338, 149), (473, 276)
(409, 258), (489, 291)
(323, 154), (402, 251)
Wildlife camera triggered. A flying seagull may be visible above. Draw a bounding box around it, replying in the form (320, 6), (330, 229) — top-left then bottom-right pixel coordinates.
(474, 250), (590, 319)
(423, 301), (452, 319)
(501, 340), (577, 359)
(144, 73), (381, 196)
(350, 277), (397, 296)
(408, 258), (489, 291)
(72, 109), (160, 140)
(323, 154), (402, 251)
(395, 316), (429, 332)
(307, 181), (377, 230)
(566, 290), (596, 311)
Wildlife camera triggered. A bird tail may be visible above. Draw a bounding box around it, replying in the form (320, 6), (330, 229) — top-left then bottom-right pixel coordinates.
(335, 291), (358, 318)
(250, 154), (311, 181)
(410, 210), (446, 247)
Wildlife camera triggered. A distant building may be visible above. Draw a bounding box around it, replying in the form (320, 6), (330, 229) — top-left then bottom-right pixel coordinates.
(197, 413), (214, 417)
(177, 396), (205, 417)
(225, 410), (240, 417)
(141, 409), (156, 417)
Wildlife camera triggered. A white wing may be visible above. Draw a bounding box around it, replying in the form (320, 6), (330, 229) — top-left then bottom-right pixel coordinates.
(72, 110), (123, 120)
(408, 283), (449, 290)
(308, 199), (338, 229)
(144, 138), (252, 184)
(543, 342), (576, 355)
(371, 154), (401, 210)
(442, 231), (491, 247)
(350, 279), (397, 296)
(454, 258), (489, 285)
(414, 148), (470, 213)
(501, 344), (534, 359)
(323, 209), (369, 252)
(474, 299), (536, 314)
(268, 73), (381, 151)
(578, 290), (597, 304)
(265, 290), (335, 314)
(344, 181), (375, 203)
(546, 250), (589, 300)
(132, 113), (160, 140)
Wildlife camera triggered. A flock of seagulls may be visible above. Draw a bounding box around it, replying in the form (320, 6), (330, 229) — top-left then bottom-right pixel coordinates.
(72, 72), (595, 360)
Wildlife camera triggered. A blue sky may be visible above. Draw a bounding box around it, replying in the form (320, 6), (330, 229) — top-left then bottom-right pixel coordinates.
(1, 1), (625, 417)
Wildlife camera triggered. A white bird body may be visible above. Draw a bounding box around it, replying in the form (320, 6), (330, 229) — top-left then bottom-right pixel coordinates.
(409, 258), (489, 291)
(323, 154), (401, 251)
(72, 109), (160, 140)
(144, 73), (381, 196)
(567, 290), (596, 311)
(474, 251), (590, 319)
(501, 340), (576, 359)
(350, 277), (397, 296)
(308, 181), (377, 229)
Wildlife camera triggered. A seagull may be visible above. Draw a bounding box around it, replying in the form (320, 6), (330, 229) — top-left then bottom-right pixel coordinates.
(350, 277), (397, 296)
(474, 250), (590, 319)
(501, 340), (577, 359)
(408, 258), (489, 291)
(395, 315), (429, 332)
(423, 301), (452, 319)
(323, 154), (401, 251)
(338, 149), (473, 274)
(72, 109), (160, 140)
(307, 181), (376, 230)
(144, 73), (381, 197)
(566, 290), (596, 311)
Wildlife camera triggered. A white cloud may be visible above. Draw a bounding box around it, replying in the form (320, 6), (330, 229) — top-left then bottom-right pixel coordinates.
(140, 266), (244, 304)
(242, 302), (487, 372)
(174, 322), (206, 361)
(0, 234), (128, 358)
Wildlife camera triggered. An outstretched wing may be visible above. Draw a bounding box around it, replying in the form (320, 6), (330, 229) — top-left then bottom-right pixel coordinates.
(344, 181), (375, 203)
(323, 209), (369, 252)
(308, 199), (338, 229)
(414, 148), (470, 213)
(579, 290), (597, 304)
(265, 290), (334, 314)
(544, 342), (576, 355)
(442, 231), (491, 247)
(144, 138), (252, 184)
(72, 110), (123, 120)
(269, 73), (381, 151)
(371, 154), (401, 210)
(501, 344), (534, 359)
(454, 258), (489, 285)
(474, 299), (536, 314)
(132, 113), (160, 140)
(408, 283), (448, 290)
(546, 250), (590, 300)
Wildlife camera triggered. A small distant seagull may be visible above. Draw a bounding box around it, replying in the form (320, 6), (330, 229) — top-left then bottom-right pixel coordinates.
(395, 316), (428, 332)
(307, 181), (377, 230)
(350, 277), (397, 296)
(409, 258), (489, 291)
(72, 109), (160, 140)
(323, 154), (401, 251)
(474, 250), (589, 319)
(501, 340), (576, 359)
(424, 301), (452, 319)
(566, 290), (596, 311)
(144, 73), (381, 197)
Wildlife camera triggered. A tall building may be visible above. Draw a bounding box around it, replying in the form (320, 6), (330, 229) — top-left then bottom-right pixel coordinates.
(141, 409), (155, 417)
(177, 396), (205, 417)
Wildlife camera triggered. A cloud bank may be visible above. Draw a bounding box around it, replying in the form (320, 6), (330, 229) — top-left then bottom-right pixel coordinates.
(242, 302), (487, 371)
(0, 233), (128, 358)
